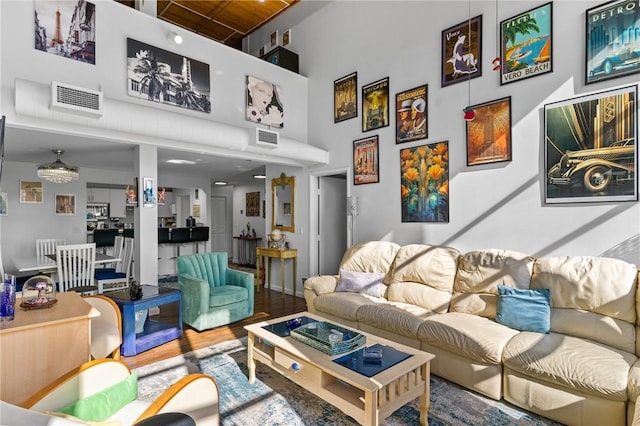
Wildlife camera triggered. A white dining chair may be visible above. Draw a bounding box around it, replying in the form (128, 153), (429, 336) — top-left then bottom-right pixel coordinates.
(99, 235), (124, 273)
(56, 243), (98, 295)
(35, 238), (66, 258)
(95, 237), (134, 294)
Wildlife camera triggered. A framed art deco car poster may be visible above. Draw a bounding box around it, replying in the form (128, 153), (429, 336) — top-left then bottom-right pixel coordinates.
(334, 72), (357, 123)
(442, 16), (482, 87)
(396, 85), (428, 144)
(466, 97), (512, 166)
(362, 78), (389, 132)
(353, 135), (379, 185)
(586, 0), (640, 85)
(500, 2), (552, 85)
(544, 85), (637, 204)
(400, 141), (449, 222)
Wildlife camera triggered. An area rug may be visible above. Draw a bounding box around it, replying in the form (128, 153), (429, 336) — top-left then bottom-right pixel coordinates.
(134, 338), (561, 426)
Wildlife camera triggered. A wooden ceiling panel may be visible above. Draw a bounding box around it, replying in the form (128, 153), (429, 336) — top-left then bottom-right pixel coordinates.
(113, 0), (299, 51)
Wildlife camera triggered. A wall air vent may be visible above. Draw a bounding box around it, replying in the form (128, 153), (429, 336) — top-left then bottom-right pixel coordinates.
(249, 127), (279, 149)
(51, 81), (103, 117)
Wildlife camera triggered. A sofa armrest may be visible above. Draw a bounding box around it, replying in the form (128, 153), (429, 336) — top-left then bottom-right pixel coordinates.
(226, 268), (254, 316)
(304, 275), (339, 295)
(178, 274), (210, 324)
(136, 374), (219, 426)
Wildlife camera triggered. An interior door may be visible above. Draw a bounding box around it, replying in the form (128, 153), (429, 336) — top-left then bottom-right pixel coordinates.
(210, 196), (227, 253)
(318, 175), (347, 275)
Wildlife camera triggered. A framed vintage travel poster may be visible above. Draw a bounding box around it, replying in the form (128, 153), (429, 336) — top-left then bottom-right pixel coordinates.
(246, 76), (284, 128)
(127, 38), (211, 113)
(143, 177), (155, 207)
(362, 77), (389, 132)
(334, 72), (357, 123)
(20, 180), (43, 204)
(466, 97), (512, 166)
(442, 16), (482, 87)
(544, 85), (637, 204)
(586, 0), (640, 85)
(55, 194), (76, 216)
(396, 85), (428, 144)
(400, 141), (449, 222)
(35, 0), (96, 65)
(353, 135), (379, 185)
(500, 2), (552, 85)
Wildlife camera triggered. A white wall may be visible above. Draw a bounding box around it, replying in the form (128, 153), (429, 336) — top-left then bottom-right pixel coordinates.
(254, 0), (640, 268)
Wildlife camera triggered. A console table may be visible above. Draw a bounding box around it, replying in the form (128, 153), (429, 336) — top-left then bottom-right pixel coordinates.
(0, 292), (94, 404)
(256, 247), (297, 296)
(107, 285), (182, 356)
(233, 237), (261, 267)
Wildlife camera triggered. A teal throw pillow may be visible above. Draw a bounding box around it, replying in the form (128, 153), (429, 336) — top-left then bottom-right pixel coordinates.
(336, 270), (385, 298)
(58, 372), (138, 421)
(496, 285), (551, 333)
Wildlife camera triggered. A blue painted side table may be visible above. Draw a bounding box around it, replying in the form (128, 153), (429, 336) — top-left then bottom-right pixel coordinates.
(107, 285), (182, 356)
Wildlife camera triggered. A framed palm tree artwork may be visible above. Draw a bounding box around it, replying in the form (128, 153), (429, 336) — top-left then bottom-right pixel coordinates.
(127, 38), (211, 113)
(500, 2), (552, 85)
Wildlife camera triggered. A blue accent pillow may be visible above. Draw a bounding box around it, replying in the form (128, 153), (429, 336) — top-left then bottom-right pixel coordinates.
(496, 285), (551, 333)
(336, 270), (385, 298)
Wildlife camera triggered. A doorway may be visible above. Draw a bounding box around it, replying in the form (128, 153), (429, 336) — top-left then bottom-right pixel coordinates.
(309, 170), (349, 276)
(210, 196), (227, 252)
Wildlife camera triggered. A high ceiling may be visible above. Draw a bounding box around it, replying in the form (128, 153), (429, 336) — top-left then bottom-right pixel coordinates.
(115, 0), (300, 50)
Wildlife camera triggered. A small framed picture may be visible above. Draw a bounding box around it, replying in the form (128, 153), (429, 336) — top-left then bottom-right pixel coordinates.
(20, 180), (43, 204)
(259, 46), (265, 57)
(143, 177), (155, 207)
(466, 96), (512, 166)
(0, 192), (8, 215)
(270, 30), (279, 48)
(441, 15), (482, 87)
(192, 204), (200, 218)
(396, 84), (428, 144)
(362, 77), (390, 132)
(353, 135), (379, 185)
(126, 178), (138, 206)
(334, 72), (357, 123)
(282, 29), (291, 46)
(55, 194), (76, 215)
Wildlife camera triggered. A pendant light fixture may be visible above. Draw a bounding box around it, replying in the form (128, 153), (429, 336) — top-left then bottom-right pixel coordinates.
(37, 149), (80, 183)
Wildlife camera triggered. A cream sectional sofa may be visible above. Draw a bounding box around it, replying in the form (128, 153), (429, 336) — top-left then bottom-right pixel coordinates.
(303, 241), (640, 426)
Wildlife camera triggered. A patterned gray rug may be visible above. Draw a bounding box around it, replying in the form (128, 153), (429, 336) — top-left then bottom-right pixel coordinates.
(134, 338), (561, 425)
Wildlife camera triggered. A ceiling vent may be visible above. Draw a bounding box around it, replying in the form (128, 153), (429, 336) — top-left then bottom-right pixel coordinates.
(249, 127), (279, 149)
(51, 81), (103, 117)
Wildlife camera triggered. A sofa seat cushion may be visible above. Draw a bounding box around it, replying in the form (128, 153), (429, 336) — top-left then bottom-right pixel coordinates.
(313, 293), (385, 322)
(209, 285), (248, 308)
(503, 331), (636, 402)
(417, 312), (519, 364)
(357, 302), (435, 340)
(627, 359), (640, 401)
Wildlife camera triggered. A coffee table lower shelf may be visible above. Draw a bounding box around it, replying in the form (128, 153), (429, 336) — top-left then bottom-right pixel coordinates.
(245, 313), (433, 426)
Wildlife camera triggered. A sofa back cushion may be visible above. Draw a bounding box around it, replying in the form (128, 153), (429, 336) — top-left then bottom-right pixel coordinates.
(339, 241), (401, 284)
(531, 256), (637, 353)
(387, 244), (460, 313)
(450, 249), (535, 319)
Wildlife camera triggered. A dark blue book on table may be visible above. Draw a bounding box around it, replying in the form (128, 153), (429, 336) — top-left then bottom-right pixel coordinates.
(333, 344), (412, 377)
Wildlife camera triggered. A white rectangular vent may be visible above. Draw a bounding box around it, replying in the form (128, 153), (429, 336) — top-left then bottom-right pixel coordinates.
(250, 127), (279, 149)
(51, 81), (103, 117)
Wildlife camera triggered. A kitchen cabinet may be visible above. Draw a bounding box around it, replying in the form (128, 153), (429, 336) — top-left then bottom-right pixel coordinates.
(87, 188), (109, 203)
(110, 188), (126, 217)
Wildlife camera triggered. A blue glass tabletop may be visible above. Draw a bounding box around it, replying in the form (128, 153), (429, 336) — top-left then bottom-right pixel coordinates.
(333, 343), (412, 377)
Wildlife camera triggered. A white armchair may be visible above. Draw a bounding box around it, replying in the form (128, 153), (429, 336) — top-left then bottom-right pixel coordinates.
(16, 359), (219, 426)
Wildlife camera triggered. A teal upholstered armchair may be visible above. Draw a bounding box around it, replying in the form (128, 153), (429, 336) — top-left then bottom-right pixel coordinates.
(177, 252), (254, 331)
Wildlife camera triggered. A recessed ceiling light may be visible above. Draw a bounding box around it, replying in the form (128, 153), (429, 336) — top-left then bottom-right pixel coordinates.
(253, 174), (266, 179)
(167, 159), (196, 165)
(213, 180), (228, 185)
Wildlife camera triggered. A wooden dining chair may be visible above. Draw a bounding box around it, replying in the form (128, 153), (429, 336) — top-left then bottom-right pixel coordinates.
(95, 237), (134, 294)
(56, 243), (98, 295)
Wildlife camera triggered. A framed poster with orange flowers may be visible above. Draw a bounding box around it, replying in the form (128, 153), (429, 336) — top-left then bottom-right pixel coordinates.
(353, 135), (379, 185)
(466, 96), (512, 166)
(400, 141), (449, 222)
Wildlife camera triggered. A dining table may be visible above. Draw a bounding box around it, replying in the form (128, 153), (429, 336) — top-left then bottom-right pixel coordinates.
(12, 252), (121, 274)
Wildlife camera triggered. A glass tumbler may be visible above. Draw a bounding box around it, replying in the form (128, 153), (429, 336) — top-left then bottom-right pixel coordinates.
(0, 274), (16, 322)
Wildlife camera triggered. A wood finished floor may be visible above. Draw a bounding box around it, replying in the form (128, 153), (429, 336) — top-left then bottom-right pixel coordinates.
(121, 286), (307, 370)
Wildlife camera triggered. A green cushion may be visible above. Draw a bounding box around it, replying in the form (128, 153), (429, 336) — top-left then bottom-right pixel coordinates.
(58, 373), (137, 421)
(209, 285), (248, 307)
(496, 285), (551, 333)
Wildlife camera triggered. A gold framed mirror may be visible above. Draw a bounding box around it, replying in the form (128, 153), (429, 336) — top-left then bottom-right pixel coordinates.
(272, 173), (295, 233)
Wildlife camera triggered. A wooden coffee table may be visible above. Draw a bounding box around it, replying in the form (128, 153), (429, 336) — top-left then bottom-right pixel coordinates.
(245, 312), (434, 425)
